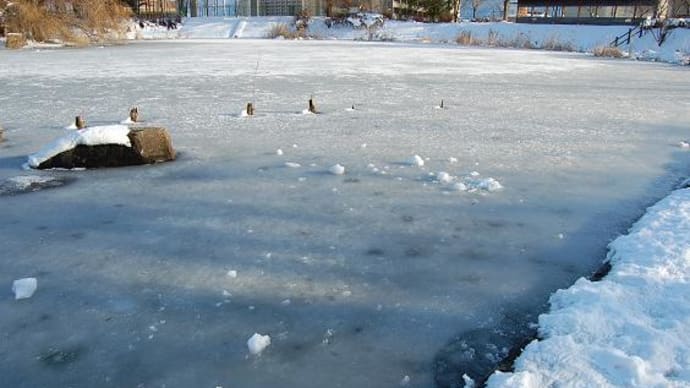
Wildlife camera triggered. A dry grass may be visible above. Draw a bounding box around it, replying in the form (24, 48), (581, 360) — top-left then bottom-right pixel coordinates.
(456, 30), (476, 46)
(267, 22), (309, 39)
(540, 34), (575, 52)
(3, 0), (131, 45)
(593, 46), (624, 58)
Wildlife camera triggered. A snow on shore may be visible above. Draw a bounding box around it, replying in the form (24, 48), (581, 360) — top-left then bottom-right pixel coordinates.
(487, 187), (690, 387)
(134, 16), (690, 65)
(27, 125), (132, 168)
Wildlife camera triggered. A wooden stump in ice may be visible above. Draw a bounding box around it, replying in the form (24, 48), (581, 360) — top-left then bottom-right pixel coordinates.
(12, 278), (37, 300)
(75, 116), (86, 129)
(0, 125), (4, 143)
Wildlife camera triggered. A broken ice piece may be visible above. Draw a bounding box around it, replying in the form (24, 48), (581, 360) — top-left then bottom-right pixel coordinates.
(227, 270), (238, 278)
(329, 164), (345, 175)
(247, 333), (271, 355)
(12, 278), (37, 300)
(408, 155), (424, 167)
(276, 148), (284, 155)
(400, 375), (411, 386)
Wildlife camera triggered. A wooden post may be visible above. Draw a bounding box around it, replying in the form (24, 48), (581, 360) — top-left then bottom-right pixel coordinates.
(246, 102), (254, 116)
(308, 98), (317, 114)
(129, 107), (139, 123)
(440, 99), (444, 109)
(75, 116), (86, 129)
(0, 125), (4, 143)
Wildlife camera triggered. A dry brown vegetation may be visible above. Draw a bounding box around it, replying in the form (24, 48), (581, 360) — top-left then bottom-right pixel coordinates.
(267, 22), (309, 40)
(593, 46), (625, 58)
(2, 0), (132, 45)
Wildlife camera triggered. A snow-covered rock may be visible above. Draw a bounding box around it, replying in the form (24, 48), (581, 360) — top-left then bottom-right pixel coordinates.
(12, 278), (37, 300)
(28, 125), (132, 168)
(247, 333), (271, 355)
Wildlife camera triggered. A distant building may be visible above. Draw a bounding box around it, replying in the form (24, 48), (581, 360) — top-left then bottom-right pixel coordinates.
(516, 0), (688, 24)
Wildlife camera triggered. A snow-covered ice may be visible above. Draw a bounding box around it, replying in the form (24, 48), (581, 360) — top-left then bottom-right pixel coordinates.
(1, 41), (689, 387)
(12, 278), (37, 300)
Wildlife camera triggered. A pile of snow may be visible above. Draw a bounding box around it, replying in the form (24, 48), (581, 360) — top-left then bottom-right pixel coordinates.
(247, 333), (271, 355)
(329, 164), (346, 175)
(488, 187), (690, 387)
(12, 278), (37, 300)
(27, 125), (132, 168)
(432, 171), (503, 193)
(408, 155), (425, 167)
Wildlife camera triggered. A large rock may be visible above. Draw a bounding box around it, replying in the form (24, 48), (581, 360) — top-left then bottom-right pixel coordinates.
(35, 127), (175, 169)
(128, 127), (176, 163)
(6, 33), (26, 49)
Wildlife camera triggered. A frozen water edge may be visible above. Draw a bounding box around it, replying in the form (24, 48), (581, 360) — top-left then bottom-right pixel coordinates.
(0, 41), (689, 387)
(487, 187), (690, 387)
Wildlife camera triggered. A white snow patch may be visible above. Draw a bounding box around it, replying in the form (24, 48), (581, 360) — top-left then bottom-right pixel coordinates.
(28, 125), (132, 168)
(487, 187), (690, 387)
(329, 164), (346, 175)
(226, 270), (237, 278)
(12, 278), (37, 300)
(448, 157), (458, 163)
(284, 162), (301, 168)
(680, 140), (690, 149)
(276, 148), (284, 156)
(408, 155), (425, 167)
(400, 375), (411, 386)
(5, 175), (59, 190)
(120, 117), (135, 124)
(247, 333), (271, 355)
(437, 171), (454, 184)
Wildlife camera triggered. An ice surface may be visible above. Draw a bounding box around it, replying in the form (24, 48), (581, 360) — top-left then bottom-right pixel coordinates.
(0, 41), (689, 387)
(12, 278), (37, 300)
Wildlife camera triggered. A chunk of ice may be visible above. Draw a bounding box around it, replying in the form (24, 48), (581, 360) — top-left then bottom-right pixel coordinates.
(247, 333), (271, 355)
(12, 278), (37, 300)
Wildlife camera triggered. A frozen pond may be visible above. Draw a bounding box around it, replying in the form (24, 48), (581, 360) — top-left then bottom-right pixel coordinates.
(1, 41), (689, 387)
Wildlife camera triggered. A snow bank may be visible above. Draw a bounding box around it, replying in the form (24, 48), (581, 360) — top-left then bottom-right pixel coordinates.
(487, 187), (690, 387)
(162, 17), (690, 65)
(27, 125), (132, 168)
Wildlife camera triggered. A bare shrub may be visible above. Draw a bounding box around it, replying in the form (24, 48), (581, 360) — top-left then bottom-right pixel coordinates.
(3, 0), (131, 44)
(268, 23), (290, 39)
(486, 29), (499, 47)
(593, 46), (624, 58)
(456, 30), (473, 45)
(267, 22), (310, 39)
(540, 34), (574, 51)
(496, 33), (534, 49)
